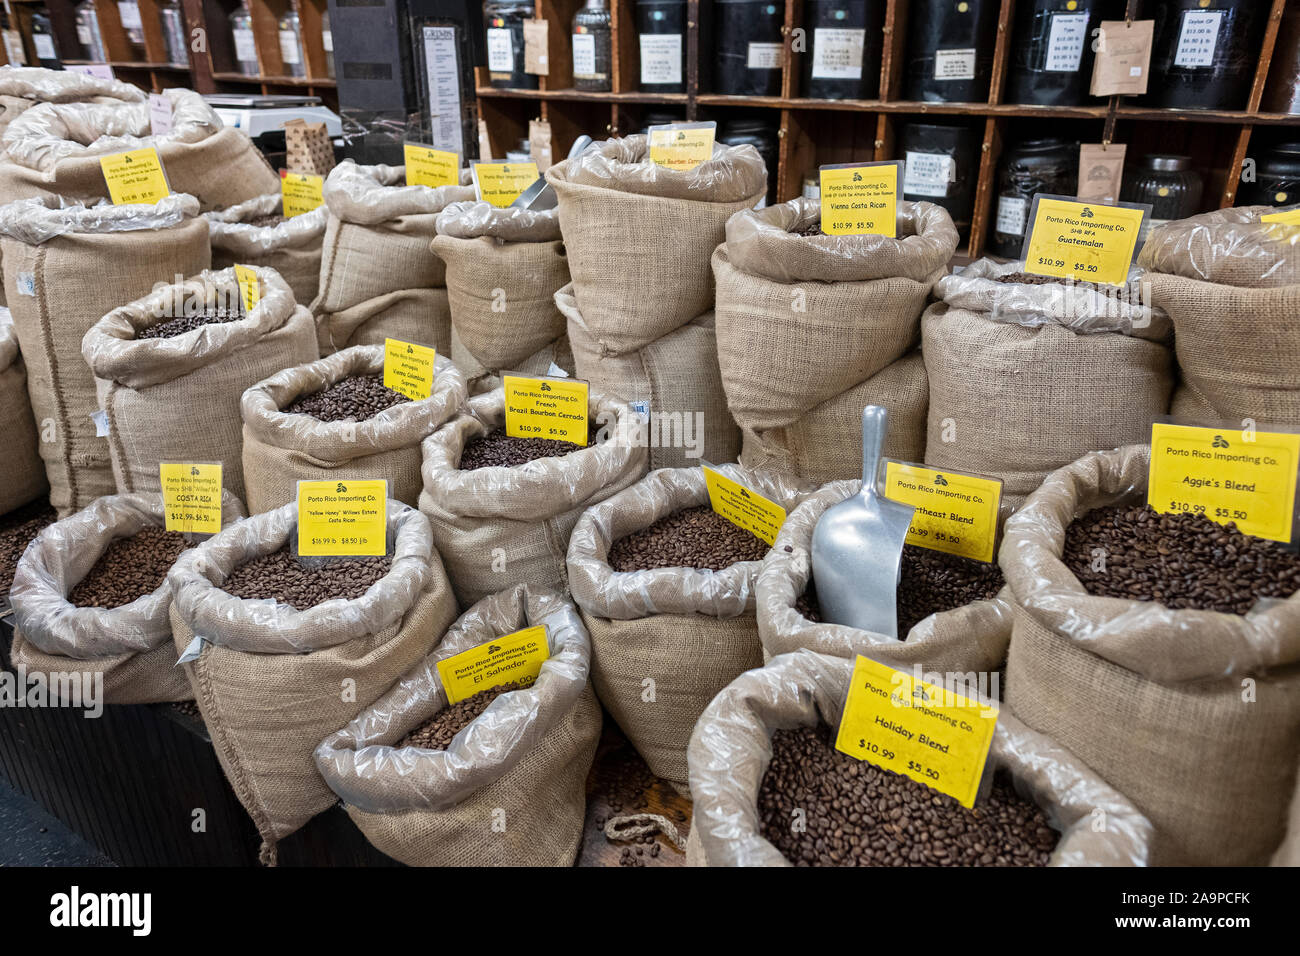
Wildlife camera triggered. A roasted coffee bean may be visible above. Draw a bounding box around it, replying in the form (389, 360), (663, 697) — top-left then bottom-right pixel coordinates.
(608, 506), (769, 572)
(137, 305), (245, 340)
(0, 500), (56, 596)
(282, 373), (409, 423)
(994, 271), (1122, 291)
(399, 681), (522, 751)
(172, 700), (201, 721)
(797, 223), (825, 237)
(1063, 504), (1300, 615)
(758, 724), (1057, 867)
(221, 546), (392, 610)
(246, 213), (288, 228)
(458, 425), (597, 470)
(68, 526), (188, 609)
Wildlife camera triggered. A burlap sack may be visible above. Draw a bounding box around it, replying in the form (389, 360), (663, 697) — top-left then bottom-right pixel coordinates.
(0, 88), (278, 210)
(556, 283), (740, 469)
(419, 387), (647, 606)
(83, 266), (318, 503)
(1001, 443), (1300, 866)
(566, 463), (817, 791)
(315, 585), (602, 866)
(1138, 207), (1300, 428)
(714, 198), (956, 482)
(205, 193), (327, 307)
(311, 161), (475, 355)
(0, 65), (144, 135)
(1275, 768), (1300, 866)
(687, 649), (1153, 866)
(168, 500), (457, 863)
(241, 345), (468, 514)
(924, 258), (1173, 505)
(433, 201), (573, 393)
(8, 490), (244, 705)
(0, 324), (46, 515)
(545, 134), (767, 344)
(0, 194), (210, 516)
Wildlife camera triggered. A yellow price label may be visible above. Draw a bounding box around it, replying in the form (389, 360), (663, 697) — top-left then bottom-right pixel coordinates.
(281, 171), (325, 217)
(1148, 422), (1300, 544)
(99, 147), (170, 205)
(435, 625), (550, 705)
(883, 462), (1002, 563)
(404, 143), (460, 189)
(233, 264), (260, 312)
(1023, 197), (1145, 286)
(835, 654), (998, 809)
(472, 161), (540, 208)
(296, 479), (387, 557)
(647, 122), (716, 172)
(819, 162), (898, 237)
(383, 338), (437, 401)
(702, 465), (787, 547)
(159, 462), (223, 535)
(503, 375), (590, 446)
(1261, 207), (1300, 227)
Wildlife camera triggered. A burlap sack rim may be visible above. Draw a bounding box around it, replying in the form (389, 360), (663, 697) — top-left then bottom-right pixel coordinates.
(323, 160), (476, 225)
(0, 192), (201, 245)
(0, 65), (145, 106)
(1138, 205), (1300, 287)
(434, 200), (562, 242)
(205, 192), (328, 255)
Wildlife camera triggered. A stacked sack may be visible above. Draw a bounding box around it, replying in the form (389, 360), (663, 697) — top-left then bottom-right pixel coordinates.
(0, 65), (144, 136)
(82, 266), (319, 503)
(546, 135), (768, 467)
(205, 193), (327, 307)
(714, 198), (956, 482)
(0, 324), (47, 515)
(923, 259), (1173, 505)
(311, 161), (475, 355)
(433, 201), (573, 393)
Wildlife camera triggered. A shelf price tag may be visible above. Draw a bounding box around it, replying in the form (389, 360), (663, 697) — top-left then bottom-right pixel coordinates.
(472, 160), (540, 207)
(819, 160), (900, 237)
(148, 93), (173, 135)
(835, 654), (998, 810)
(383, 338), (437, 401)
(297, 479), (387, 557)
(883, 462), (1002, 564)
(1022, 195), (1147, 286)
(404, 143), (460, 189)
(281, 171), (325, 217)
(1261, 207), (1300, 227)
(647, 121), (716, 172)
(436, 625), (550, 704)
(1148, 422), (1300, 544)
(99, 148), (170, 206)
(234, 264), (260, 311)
(702, 465), (786, 547)
(160, 462), (223, 535)
(503, 374), (589, 445)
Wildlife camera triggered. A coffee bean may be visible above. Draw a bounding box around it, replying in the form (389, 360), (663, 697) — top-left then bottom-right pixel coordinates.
(282, 373), (409, 423)
(245, 213), (288, 228)
(458, 425), (597, 471)
(0, 500), (56, 597)
(68, 526), (189, 608)
(400, 681), (523, 751)
(608, 506), (769, 573)
(220, 546), (392, 610)
(137, 305), (245, 340)
(797, 223), (825, 237)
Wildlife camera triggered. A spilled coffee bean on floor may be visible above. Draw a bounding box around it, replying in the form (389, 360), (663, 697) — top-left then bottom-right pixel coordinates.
(283, 373), (410, 423)
(1063, 504), (1300, 615)
(400, 681), (522, 751)
(221, 546), (392, 610)
(69, 526), (188, 609)
(137, 305), (246, 340)
(459, 426), (595, 470)
(759, 724), (1057, 867)
(0, 500), (56, 596)
(609, 506), (769, 572)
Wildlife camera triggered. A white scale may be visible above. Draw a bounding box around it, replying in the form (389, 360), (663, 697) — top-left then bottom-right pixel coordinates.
(203, 94), (343, 138)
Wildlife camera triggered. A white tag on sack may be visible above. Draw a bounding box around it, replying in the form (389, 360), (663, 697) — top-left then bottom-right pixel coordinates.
(176, 635), (206, 664)
(629, 400), (651, 422)
(16, 272), (35, 297)
(91, 410), (110, 437)
(546, 362), (569, 378)
(0, 306), (11, 326)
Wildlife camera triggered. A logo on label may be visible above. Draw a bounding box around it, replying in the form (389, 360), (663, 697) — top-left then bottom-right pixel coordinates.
(1081, 206), (1095, 218)
(540, 382), (552, 392)
(190, 466), (200, 476)
(336, 482), (347, 493)
(934, 474), (949, 486)
(488, 644), (501, 654)
(1213, 434), (1230, 449)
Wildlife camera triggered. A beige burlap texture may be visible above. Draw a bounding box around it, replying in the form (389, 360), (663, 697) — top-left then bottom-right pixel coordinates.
(315, 585), (602, 866)
(0, 324), (47, 514)
(83, 266), (319, 503)
(1001, 443), (1300, 866)
(8, 491), (245, 704)
(924, 258), (1173, 505)
(714, 198), (956, 482)
(205, 193), (327, 307)
(168, 501), (457, 864)
(0, 194), (210, 516)
(556, 283), (740, 469)
(240, 345), (468, 514)
(566, 463), (817, 791)
(1275, 768), (1300, 866)
(0, 66), (144, 135)
(686, 649), (1153, 866)
(419, 387), (647, 606)
(1138, 207), (1300, 428)
(311, 161), (475, 355)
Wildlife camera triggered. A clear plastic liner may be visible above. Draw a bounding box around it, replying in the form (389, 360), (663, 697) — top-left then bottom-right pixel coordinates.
(0, 65), (145, 107)
(0, 323), (19, 370)
(205, 192), (328, 257)
(241, 345), (467, 460)
(434, 199), (561, 242)
(0, 192), (200, 245)
(1137, 205), (1300, 289)
(10, 491), (246, 660)
(322, 160), (476, 226)
(566, 463), (818, 621)
(686, 648), (1153, 866)
(724, 196), (959, 284)
(167, 499), (433, 655)
(314, 584), (590, 813)
(934, 257), (1170, 341)
(999, 443), (1300, 682)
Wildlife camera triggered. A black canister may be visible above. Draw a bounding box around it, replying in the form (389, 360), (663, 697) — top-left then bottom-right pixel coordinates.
(1146, 0), (1265, 111)
(715, 0), (785, 96)
(636, 0), (687, 93)
(903, 0), (1000, 103)
(899, 121), (981, 237)
(1263, 2), (1300, 114)
(990, 138), (1079, 258)
(719, 117), (778, 204)
(1006, 0), (1116, 107)
(1121, 154), (1203, 230)
(1238, 142), (1300, 208)
(801, 0), (886, 100)
(484, 0), (538, 90)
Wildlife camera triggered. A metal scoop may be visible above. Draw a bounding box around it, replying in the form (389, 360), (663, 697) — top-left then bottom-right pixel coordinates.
(510, 134), (593, 211)
(811, 405), (916, 638)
